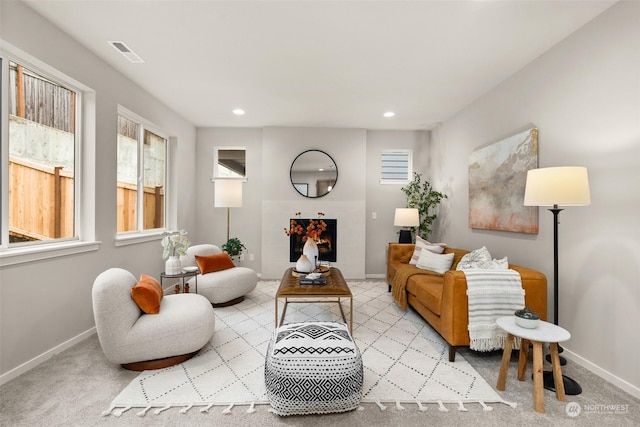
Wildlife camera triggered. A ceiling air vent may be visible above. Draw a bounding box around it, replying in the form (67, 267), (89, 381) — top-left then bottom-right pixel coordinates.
(108, 41), (145, 63)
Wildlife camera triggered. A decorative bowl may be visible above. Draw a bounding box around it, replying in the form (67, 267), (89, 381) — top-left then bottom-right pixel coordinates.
(514, 307), (540, 329)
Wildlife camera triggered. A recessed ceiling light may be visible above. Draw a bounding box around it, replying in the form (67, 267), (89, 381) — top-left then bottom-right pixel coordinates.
(233, 109), (245, 115)
(383, 111), (395, 118)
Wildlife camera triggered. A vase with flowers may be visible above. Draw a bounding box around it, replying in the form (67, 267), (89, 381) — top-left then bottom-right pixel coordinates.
(161, 229), (191, 275)
(285, 212), (327, 271)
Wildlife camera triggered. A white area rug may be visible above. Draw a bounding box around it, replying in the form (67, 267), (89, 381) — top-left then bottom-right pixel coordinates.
(104, 280), (514, 416)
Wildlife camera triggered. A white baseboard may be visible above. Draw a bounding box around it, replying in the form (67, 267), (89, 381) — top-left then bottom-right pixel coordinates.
(564, 347), (640, 399)
(0, 327), (96, 386)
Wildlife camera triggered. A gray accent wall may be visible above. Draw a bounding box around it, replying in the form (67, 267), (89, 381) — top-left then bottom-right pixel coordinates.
(428, 1), (640, 397)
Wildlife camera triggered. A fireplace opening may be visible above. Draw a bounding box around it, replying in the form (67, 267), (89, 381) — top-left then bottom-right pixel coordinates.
(289, 219), (337, 262)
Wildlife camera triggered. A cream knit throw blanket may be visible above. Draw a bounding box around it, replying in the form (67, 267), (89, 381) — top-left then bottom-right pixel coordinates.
(464, 269), (525, 351)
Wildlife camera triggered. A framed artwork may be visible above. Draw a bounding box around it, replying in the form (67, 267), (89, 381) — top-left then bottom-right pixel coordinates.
(468, 128), (539, 234)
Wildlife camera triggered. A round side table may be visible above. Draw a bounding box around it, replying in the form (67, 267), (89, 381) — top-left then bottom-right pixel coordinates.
(160, 269), (199, 294)
(495, 316), (570, 413)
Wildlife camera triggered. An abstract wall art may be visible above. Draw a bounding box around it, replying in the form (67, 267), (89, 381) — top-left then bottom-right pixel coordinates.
(468, 128), (539, 234)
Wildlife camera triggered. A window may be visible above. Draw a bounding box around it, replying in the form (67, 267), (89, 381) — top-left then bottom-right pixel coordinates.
(213, 147), (246, 179)
(117, 108), (167, 234)
(380, 149), (412, 184)
(3, 59), (78, 245)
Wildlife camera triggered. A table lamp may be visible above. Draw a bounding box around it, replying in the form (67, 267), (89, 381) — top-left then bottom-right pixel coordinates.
(394, 208), (419, 243)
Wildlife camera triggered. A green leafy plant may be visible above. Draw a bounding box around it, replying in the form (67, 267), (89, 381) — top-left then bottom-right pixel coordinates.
(222, 237), (246, 256)
(401, 172), (447, 240)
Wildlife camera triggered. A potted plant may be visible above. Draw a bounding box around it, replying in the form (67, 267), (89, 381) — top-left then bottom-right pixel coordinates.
(161, 229), (190, 274)
(401, 172), (447, 240)
(222, 237), (246, 259)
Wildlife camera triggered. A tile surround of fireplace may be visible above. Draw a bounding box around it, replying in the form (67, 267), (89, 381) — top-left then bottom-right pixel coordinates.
(261, 201), (366, 279)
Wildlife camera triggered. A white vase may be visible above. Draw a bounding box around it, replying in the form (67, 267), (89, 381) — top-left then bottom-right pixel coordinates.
(303, 239), (319, 268)
(295, 254), (313, 273)
(165, 256), (182, 275)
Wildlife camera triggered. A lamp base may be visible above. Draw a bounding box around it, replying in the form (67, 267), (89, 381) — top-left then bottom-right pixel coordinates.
(543, 371), (582, 395)
(398, 230), (412, 244)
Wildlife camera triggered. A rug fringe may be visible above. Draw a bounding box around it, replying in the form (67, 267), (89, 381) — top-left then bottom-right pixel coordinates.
(179, 403), (193, 414)
(247, 401), (257, 413)
(200, 403), (214, 413)
(137, 405), (152, 416)
(416, 401), (428, 412)
(479, 401), (493, 412)
(222, 403), (234, 414)
(114, 405), (132, 416)
(153, 404), (171, 414)
(395, 401), (405, 411)
(457, 401), (468, 412)
(101, 404), (115, 417)
(375, 400), (387, 411)
(437, 400), (448, 412)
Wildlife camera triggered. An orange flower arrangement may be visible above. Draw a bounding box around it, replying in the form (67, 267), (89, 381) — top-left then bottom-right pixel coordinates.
(284, 212), (327, 241)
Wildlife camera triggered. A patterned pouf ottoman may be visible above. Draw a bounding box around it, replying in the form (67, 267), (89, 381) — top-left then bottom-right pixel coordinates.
(265, 321), (363, 416)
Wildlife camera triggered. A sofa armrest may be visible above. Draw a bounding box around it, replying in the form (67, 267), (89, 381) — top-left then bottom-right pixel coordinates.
(508, 264), (548, 321)
(387, 243), (415, 284)
(438, 266), (548, 346)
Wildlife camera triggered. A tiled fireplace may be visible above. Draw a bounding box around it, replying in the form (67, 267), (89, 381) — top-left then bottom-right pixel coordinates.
(261, 201), (366, 279)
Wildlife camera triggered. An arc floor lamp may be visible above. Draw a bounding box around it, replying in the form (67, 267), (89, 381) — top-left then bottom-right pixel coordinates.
(524, 166), (590, 396)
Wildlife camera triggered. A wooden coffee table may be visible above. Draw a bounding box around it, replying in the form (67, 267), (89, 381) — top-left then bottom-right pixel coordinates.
(275, 267), (353, 334)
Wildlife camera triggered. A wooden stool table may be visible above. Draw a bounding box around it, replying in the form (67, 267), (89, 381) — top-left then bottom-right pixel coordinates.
(495, 316), (570, 413)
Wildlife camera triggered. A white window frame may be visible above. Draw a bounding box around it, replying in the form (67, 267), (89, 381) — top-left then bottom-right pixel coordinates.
(115, 106), (170, 244)
(379, 149), (413, 184)
(0, 42), (99, 267)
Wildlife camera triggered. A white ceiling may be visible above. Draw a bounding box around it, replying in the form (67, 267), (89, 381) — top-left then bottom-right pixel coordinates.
(23, 0), (616, 130)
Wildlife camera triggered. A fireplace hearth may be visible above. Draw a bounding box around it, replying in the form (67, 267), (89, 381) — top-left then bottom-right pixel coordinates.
(289, 219), (337, 262)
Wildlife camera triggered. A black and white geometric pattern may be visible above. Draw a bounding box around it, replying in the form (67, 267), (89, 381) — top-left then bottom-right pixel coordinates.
(265, 322), (363, 416)
(107, 280), (511, 417)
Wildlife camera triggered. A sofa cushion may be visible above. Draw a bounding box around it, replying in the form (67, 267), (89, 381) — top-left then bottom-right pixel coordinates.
(195, 253), (235, 274)
(409, 236), (447, 265)
(414, 279), (443, 316)
(131, 274), (163, 314)
(416, 250), (454, 274)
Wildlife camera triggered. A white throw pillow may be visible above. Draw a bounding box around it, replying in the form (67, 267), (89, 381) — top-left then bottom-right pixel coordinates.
(409, 236), (447, 265)
(456, 246), (492, 270)
(416, 251), (454, 274)
(489, 256), (509, 270)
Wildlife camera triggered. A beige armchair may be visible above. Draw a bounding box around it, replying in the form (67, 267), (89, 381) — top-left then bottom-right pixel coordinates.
(182, 244), (258, 306)
(92, 268), (215, 370)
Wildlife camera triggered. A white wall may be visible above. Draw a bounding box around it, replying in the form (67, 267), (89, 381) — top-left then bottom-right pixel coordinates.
(0, 1), (197, 379)
(195, 127), (430, 279)
(365, 130), (430, 276)
(430, 1), (640, 397)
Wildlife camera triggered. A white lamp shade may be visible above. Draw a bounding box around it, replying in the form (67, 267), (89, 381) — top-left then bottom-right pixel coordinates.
(524, 167), (591, 207)
(214, 180), (243, 208)
(394, 208), (420, 227)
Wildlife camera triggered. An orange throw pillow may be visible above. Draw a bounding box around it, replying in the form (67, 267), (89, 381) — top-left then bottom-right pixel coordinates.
(195, 253), (235, 274)
(131, 274), (163, 314)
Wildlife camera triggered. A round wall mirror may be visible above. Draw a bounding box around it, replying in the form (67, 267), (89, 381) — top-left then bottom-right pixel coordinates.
(290, 149), (338, 198)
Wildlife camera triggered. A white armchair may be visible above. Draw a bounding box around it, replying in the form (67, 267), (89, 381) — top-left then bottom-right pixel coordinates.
(182, 244), (258, 306)
(92, 268), (215, 370)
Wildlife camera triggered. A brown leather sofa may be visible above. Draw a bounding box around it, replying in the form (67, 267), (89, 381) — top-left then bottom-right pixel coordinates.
(387, 243), (547, 362)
